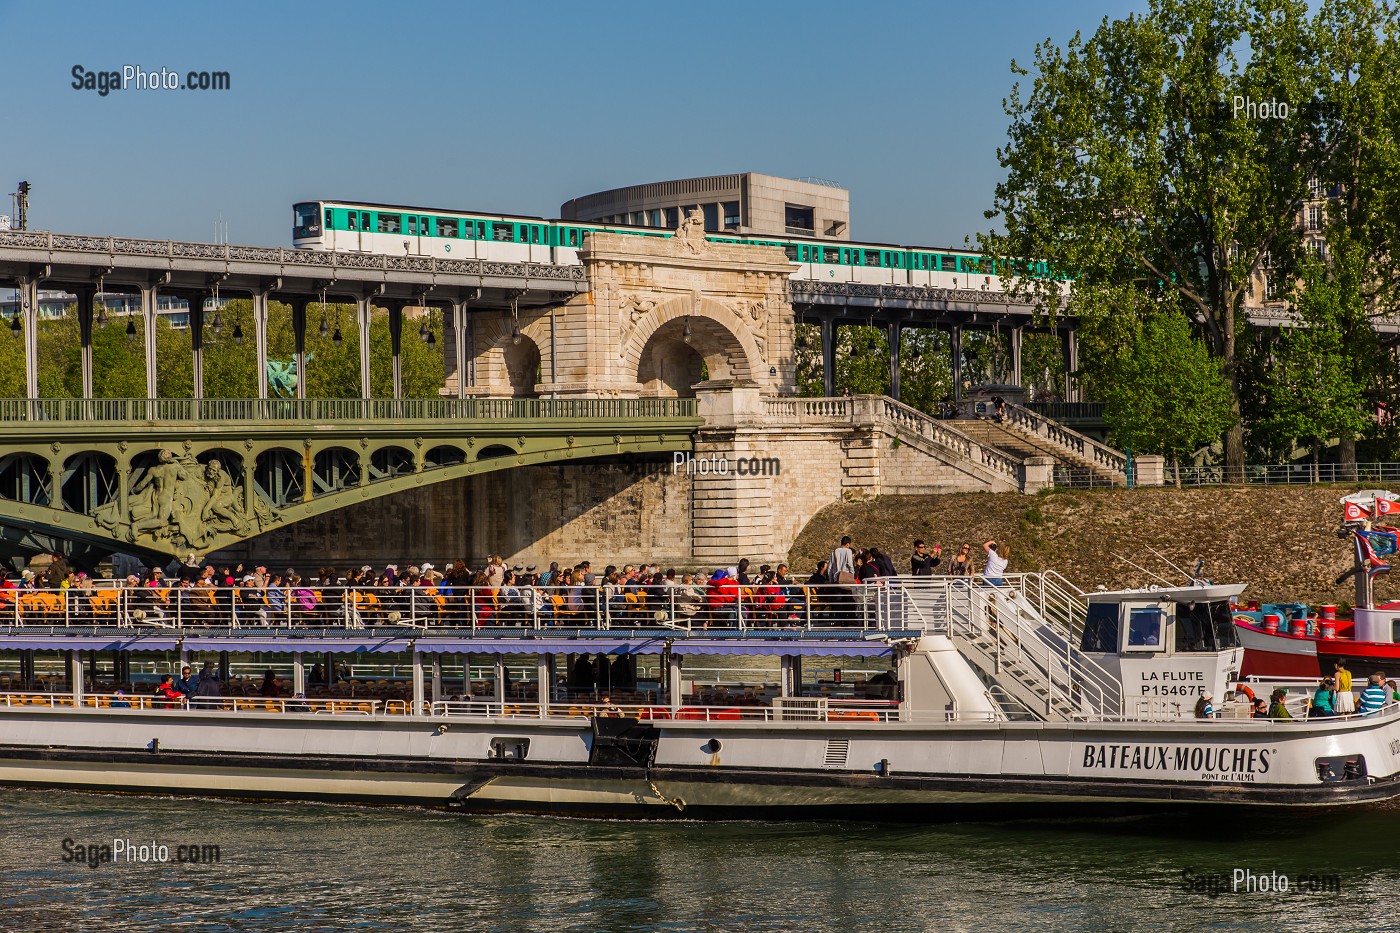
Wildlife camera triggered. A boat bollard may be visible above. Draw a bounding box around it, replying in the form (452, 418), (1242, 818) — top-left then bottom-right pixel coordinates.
(1291, 618), (1309, 637)
(1320, 621), (1337, 638)
(1262, 613), (1280, 634)
(1321, 605), (1337, 620)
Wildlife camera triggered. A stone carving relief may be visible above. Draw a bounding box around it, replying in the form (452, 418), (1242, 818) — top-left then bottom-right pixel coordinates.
(94, 449), (277, 549)
(671, 208), (709, 256)
(618, 293), (659, 353)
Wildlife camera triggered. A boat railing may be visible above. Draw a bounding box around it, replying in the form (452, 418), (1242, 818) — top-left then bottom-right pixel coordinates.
(0, 582), (909, 634)
(885, 575), (1122, 720)
(0, 690), (900, 722)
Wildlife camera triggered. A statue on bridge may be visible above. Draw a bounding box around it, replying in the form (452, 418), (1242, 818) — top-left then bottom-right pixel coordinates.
(267, 353), (312, 399)
(94, 449), (277, 551)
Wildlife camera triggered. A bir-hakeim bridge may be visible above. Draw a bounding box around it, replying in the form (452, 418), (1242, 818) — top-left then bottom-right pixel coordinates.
(0, 217), (1182, 569)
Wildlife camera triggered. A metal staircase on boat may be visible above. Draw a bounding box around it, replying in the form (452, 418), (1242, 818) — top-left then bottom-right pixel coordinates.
(889, 573), (1123, 721)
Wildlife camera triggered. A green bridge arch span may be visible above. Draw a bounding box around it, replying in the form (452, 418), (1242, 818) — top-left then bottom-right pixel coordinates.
(0, 397), (700, 563)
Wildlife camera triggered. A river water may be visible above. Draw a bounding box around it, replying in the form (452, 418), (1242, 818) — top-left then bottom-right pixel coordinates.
(1, 788), (1394, 931)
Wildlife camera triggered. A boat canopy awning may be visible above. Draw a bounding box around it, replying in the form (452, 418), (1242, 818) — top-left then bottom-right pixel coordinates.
(0, 633), (892, 657)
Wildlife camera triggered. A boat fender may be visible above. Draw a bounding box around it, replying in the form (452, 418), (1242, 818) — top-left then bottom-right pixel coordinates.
(647, 780), (686, 812)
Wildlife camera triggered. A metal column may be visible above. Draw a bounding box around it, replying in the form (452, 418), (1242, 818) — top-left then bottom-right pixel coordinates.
(252, 290), (271, 400)
(451, 298), (468, 399)
(140, 282), (160, 399)
(820, 318), (837, 397)
(411, 649), (425, 715)
(1010, 326), (1023, 388)
(186, 292), (206, 400)
(76, 286), (95, 398)
(17, 278), (39, 401)
(887, 321), (901, 402)
(387, 300), (404, 400)
(950, 323), (963, 403)
(357, 296), (373, 399)
(1061, 329), (1079, 401)
(290, 297), (308, 399)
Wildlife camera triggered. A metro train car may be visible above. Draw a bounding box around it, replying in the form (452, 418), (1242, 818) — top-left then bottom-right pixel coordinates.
(291, 199), (1065, 293)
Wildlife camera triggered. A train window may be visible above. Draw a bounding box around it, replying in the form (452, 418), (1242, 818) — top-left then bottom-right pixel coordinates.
(939, 255), (958, 271)
(437, 218), (458, 238)
(784, 246), (799, 261)
(463, 221), (479, 240)
(378, 213), (401, 234)
(347, 212), (359, 231)
(406, 217), (418, 235)
(360, 212), (370, 231)
(493, 223), (515, 242)
(863, 250), (881, 267)
(822, 247), (840, 263)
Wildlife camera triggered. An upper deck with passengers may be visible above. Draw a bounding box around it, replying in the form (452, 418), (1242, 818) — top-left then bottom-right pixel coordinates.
(290, 199), (1073, 291)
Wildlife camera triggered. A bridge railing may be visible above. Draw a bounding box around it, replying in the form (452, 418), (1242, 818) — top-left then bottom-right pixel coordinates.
(0, 581), (921, 633)
(0, 396), (699, 423)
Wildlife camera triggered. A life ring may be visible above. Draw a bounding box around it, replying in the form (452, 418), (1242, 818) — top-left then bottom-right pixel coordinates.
(1235, 683), (1256, 702)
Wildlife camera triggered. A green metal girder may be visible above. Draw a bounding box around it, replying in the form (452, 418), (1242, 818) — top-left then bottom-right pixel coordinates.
(0, 406), (701, 559)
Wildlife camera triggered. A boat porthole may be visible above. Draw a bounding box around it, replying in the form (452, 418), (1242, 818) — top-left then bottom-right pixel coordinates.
(702, 738), (722, 754)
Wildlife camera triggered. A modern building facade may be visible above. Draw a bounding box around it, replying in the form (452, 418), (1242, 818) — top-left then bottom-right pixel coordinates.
(561, 172), (851, 240)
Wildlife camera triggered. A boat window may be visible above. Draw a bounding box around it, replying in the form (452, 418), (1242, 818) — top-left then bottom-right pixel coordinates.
(1126, 607), (1165, 651)
(1174, 601), (1218, 652)
(1212, 601), (1241, 648)
(1080, 603), (1119, 653)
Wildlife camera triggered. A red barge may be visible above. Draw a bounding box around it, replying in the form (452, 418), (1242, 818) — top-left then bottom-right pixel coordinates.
(1235, 490), (1400, 679)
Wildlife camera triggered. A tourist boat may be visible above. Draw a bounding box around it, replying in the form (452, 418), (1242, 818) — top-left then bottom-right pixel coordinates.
(1234, 490), (1400, 679)
(1, 574), (1398, 819)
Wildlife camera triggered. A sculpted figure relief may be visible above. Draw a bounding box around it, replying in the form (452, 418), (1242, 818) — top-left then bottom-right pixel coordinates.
(672, 208), (707, 256)
(94, 449), (276, 550)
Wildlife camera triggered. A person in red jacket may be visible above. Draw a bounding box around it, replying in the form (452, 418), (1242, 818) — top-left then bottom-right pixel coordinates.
(153, 674), (185, 709)
(705, 569), (739, 628)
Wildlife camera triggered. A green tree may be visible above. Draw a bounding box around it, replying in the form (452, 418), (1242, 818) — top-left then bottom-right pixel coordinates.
(983, 0), (1325, 476)
(1310, 0), (1400, 473)
(1080, 289), (1236, 486)
(1253, 259), (1374, 479)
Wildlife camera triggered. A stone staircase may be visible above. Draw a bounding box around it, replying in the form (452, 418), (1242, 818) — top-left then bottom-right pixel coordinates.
(950, 402), (1128, 488)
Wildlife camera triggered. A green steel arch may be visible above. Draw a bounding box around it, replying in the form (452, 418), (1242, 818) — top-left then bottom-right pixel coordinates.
(0, 397), (700, 561)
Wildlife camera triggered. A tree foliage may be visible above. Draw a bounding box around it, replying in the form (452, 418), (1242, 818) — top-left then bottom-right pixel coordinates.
(1077, 286), (1236, 483)
(982, 0), (1338, 472)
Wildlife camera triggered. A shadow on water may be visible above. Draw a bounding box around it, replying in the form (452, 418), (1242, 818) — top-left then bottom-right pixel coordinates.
(1, 788), (1394, 932)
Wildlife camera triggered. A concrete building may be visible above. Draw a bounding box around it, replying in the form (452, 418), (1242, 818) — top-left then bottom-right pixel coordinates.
(561, 172), (851, 240)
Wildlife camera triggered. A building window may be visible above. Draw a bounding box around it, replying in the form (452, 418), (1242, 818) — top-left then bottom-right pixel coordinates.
(702, 203), (720, 231)
(664, 207), (678, 228)
(785, 204), (815, 235)
(723, 201), (740, 228)
(1307, 205), (1324, 231)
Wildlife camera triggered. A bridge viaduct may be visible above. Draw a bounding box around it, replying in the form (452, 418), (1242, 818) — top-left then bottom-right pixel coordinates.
(0, 222), (1152, 570)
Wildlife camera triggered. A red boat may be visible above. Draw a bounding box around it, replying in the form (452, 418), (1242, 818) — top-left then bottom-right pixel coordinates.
(1235, 491), (1400, 679)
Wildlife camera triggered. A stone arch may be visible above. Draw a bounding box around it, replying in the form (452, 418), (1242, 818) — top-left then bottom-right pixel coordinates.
(621, 296), (762, 391)
(470, 312), (547, 397)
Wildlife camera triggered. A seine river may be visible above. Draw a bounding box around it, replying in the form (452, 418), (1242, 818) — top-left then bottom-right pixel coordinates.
(1, 789), (1394, 931)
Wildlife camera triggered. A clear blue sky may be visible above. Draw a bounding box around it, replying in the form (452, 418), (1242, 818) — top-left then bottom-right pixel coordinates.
(2, 0), (1145, 249)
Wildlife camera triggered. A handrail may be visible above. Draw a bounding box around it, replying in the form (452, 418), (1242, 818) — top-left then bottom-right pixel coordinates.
(1002, 401), (1127, 474)
(0, 396), (699, 423)
(0, 581), (915, 634)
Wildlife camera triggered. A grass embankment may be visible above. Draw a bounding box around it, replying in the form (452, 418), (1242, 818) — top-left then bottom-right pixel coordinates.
(788, 485), (1399, 604)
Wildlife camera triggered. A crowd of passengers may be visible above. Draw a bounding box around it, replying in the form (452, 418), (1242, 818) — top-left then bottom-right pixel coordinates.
(0, 536), (1012, 628)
